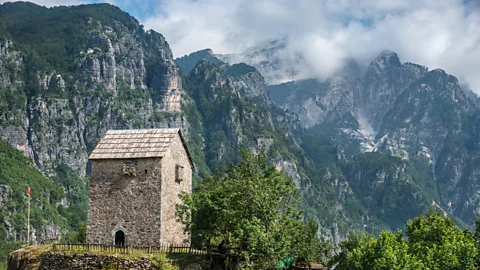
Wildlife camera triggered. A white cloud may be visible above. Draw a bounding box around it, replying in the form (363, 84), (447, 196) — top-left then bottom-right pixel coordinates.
(141, 0), (480, 92)
(294, 34), (348, 80)
(2, 0), (479, 91)
(142, 0), (241, 57)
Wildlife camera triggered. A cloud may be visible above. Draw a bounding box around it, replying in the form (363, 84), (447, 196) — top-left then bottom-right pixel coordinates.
(2, 0), (480, 91)
(140, 0), (480, 92)
(142, 0), (241, 57)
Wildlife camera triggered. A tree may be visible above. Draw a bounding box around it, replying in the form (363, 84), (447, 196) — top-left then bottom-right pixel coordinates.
(292, 220), (332, 269)
(406, 212), (477, 270)
(329, 230), (373, 269)
(176, 149), (321, 269)
(331, 212), (478, 270)
(331, 231), (423, 270)
(474, 219), (480, 268)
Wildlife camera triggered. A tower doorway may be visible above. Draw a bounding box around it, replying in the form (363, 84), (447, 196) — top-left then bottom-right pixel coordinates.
(115, 230), (125, 246)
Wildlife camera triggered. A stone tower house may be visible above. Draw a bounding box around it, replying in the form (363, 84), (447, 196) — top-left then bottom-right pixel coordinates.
(86, 128), (194, 246)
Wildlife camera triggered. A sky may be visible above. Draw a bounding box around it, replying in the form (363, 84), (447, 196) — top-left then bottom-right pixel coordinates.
(1, 0), (480, 91)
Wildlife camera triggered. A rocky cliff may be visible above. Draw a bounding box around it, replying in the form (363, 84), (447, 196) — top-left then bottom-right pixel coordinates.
(217, 38), (309, 85)
(0, 2), (184, 176)
(181, 60), (305, 186)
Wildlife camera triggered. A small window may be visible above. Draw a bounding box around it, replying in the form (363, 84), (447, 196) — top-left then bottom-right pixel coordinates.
(175, 165), (184, 183)
(145, 169), (148, 174)
(123, 161), (136, 176)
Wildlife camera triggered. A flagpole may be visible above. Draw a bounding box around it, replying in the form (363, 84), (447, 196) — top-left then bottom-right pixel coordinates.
(27, 186), (30, 246)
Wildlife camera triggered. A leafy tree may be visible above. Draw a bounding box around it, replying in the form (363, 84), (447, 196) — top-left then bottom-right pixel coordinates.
(176, 149), (323, 269)
(406, 212), (477, 270)
(474, 219), (480, 268)
(331, 212), (478, 270)
(292, 220), (332, 269)
(331, 231), (423, 270)
(329, 231), (374, 269)
(65, 221), (86, 244)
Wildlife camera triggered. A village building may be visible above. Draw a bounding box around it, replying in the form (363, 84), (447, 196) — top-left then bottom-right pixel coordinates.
(86, 128), (194, 247)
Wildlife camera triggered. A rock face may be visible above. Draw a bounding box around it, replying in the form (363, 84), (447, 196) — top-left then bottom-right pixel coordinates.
(0, 3), (185, 175)
(0, 184), (12, 207)
(176, 48), (226, 75)
(361, 51), (428, 128)
(182, 60), (303, 175)
(226, 63), (270, 106)
(217, 38), (309, 84)
(176, 51), (270, 106)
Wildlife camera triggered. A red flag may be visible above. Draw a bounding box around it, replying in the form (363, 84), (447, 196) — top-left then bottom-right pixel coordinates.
(27, 186), (30, 197)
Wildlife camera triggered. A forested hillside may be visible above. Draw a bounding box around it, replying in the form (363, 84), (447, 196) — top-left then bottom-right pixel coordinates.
(0, 139), (86, 269)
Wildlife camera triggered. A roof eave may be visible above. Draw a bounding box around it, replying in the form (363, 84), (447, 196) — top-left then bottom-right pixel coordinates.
(177, 129), (196, 171)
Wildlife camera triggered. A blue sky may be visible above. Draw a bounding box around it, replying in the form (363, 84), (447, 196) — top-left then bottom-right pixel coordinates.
(102, 0), (159, 20)
(1, 0), (480, 92)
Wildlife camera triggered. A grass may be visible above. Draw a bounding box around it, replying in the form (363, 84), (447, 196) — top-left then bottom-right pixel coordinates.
(5, 245), (51, 270)
(10, 244), (52, 258)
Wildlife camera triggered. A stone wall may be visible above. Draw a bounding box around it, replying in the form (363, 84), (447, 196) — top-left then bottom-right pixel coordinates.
(87, 158), (163, 246)
(160, 135), (192, 245)
(7, 250), (180, 270)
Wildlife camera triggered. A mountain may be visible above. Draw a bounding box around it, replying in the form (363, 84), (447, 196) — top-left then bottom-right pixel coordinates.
(1, 1), (479, 261)
(176, 48), (226, 75)
(0, 2), (185, 177)
(181, 60), (308, 184)
(217, 38), (310, 85)
(269, 50), (480, 226)
(174, 47), (471, 241)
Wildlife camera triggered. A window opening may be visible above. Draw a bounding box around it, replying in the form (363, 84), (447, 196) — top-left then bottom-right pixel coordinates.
(123, 160), (136, 176)
(175, 165), (184, 183)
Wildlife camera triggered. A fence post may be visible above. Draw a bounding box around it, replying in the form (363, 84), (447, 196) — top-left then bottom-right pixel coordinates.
(148, 245), (151, 254)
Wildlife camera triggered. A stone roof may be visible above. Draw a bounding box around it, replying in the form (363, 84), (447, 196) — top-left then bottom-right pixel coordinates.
(89, 128), (195, 169)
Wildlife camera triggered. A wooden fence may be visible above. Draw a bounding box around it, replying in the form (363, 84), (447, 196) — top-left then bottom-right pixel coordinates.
(52, 243), (207, 255)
